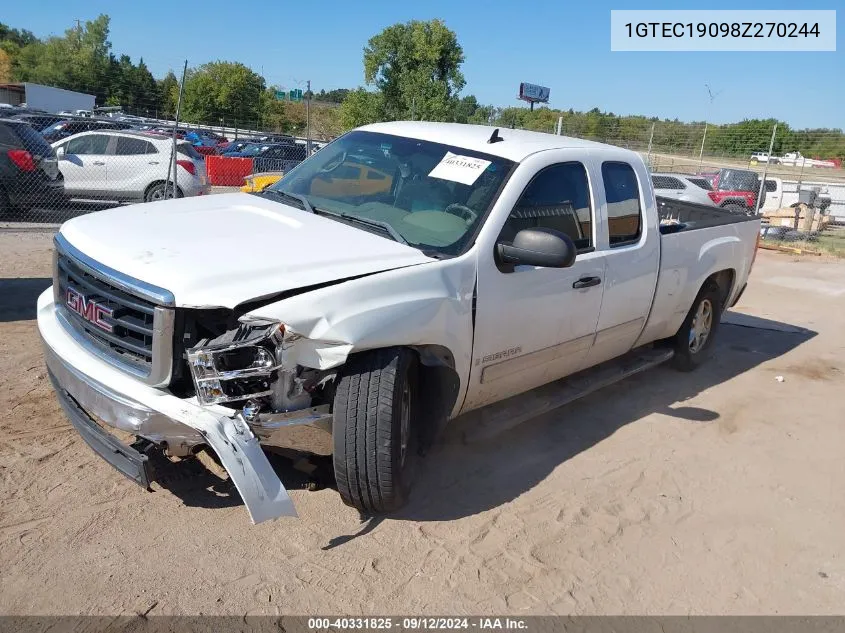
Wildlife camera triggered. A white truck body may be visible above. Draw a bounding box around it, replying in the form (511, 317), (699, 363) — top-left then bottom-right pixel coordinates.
(38, 122), (760, 523)
(779, 152), (837, 169)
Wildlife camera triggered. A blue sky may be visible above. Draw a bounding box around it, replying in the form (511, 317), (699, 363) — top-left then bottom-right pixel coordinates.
(4, 0), (842, 129)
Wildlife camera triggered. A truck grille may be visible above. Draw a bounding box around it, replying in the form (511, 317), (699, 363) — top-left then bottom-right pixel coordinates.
(53, 235), (175, 387)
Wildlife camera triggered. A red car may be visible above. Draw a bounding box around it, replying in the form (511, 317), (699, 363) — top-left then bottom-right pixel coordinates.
(699, 168), (763, 212)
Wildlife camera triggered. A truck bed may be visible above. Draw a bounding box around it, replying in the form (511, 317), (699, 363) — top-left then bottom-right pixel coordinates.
(636, 196), (761, 347)
(656, 196), (758, 234)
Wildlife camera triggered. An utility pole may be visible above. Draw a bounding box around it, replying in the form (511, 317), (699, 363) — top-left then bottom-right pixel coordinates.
(306, 80), (312, 155)
(164, 60), (187, 200)
(698, 84), (723, 171)
(646, 122), (655, 169)
(755, 123), (777, 215)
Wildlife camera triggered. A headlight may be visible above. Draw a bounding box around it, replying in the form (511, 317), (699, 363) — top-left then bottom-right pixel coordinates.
(186, 320), (285, 405)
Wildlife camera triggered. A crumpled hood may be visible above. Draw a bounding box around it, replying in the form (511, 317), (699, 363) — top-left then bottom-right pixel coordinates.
(59, 193), (435, 308)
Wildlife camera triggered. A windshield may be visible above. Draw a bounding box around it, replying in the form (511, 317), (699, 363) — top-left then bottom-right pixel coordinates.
(266, 130), (514, 256)
(718, 169), (759, 192)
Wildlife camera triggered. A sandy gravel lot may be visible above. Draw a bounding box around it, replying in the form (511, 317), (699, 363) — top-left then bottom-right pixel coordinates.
(1, 230), (843, 616)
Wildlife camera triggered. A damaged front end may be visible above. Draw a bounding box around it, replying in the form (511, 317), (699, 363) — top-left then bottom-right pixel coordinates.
(185, 317), (336, 457)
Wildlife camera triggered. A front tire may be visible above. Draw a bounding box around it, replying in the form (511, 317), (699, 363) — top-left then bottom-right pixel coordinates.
(671, 281), (722, 372)
(333, 347), (418, 513)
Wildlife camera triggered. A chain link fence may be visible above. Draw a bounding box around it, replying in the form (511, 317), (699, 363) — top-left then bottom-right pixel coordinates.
(0, 78), (328, 226)
(2, 82), (844, 259)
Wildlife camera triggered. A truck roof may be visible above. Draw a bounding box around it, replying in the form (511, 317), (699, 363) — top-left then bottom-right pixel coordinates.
(358, 121), (630, 163)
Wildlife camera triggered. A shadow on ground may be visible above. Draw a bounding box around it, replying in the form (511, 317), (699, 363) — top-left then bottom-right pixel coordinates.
(139, 314), (819, 527)
(394, 314), (815, 522)
(0, 278), (52, 322)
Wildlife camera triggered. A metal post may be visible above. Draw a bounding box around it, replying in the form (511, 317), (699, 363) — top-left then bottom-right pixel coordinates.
(646, 122), (655, 169)
(164, 60), (187, 200)
(556, 116), (563, 135)
(754, 123), (777, 215)
(697, 122), (708, 171)
(306, 80), (312, 155)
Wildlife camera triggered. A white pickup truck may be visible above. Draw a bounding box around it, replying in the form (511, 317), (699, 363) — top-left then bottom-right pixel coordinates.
(38, 122), (761, 523)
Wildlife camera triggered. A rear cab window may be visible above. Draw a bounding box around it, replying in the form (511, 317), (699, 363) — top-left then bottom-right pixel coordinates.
(601, 162), (643, 247)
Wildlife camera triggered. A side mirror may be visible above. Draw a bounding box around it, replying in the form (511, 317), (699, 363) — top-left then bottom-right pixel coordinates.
(496, 227), (577, 269)
(55, 146), (66, 160)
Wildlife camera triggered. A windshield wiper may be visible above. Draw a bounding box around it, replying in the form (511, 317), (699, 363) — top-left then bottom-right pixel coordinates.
(314, 209), (408, 245)
(260, 189), (313, 214)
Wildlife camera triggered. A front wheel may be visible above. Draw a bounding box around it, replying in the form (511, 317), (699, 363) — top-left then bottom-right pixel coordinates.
(332, 347), (418, 513)
(671, 281), (722, 372)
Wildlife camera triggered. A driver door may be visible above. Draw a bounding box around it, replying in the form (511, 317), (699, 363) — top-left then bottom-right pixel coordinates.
(463, 154), (606, 412)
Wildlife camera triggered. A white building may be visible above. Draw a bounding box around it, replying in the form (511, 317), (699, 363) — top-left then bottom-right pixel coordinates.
(0, 82), (95, 114)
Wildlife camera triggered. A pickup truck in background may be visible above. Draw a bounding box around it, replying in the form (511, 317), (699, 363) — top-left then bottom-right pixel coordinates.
(38, 122), (761, 524)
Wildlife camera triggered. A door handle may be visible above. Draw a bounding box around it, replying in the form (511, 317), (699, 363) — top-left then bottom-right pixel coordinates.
(148, 161), (159, 165)
(92, 161), (106, 166)
(573, 276), (602, 289)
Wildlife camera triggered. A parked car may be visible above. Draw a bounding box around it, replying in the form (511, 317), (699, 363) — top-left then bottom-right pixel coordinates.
(701, 168), (763, 213)
(225, 142), (307, 173)
(220, 139), (259, 155)
(39, 122), (761, 523)
(0, 117), (66, 212)
(241, 171), (285, 192)
(42, 119), (131, 143)
(51, 130), (208, 202)
(650, 173), (716, 206)
(11, 113), (73, 133)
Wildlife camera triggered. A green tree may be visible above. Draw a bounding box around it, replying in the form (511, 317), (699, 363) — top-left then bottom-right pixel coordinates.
(316, 88), (350, 104)
(181, 61), (265, 125)
(339, 88), (384, 129)
(362, 19), (465, 121)
(453, 95), (479, 123)
(157, 71), (180, 118)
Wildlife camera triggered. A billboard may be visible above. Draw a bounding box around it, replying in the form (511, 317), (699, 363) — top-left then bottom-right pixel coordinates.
(518, 83), (550, 104)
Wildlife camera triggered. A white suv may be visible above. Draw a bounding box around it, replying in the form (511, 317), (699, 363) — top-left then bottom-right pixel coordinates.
(52, 131), (208, 203)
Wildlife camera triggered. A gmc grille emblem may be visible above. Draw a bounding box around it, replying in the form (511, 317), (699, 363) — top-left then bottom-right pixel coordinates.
(66, 286), (114, 333)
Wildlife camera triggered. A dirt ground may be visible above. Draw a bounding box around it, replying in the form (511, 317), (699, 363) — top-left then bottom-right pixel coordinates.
(1, 230), (844, 616)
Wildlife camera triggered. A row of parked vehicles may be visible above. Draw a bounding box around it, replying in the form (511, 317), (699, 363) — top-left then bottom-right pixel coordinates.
(0, 109), (311, 212)
(651, 167), (768, 213)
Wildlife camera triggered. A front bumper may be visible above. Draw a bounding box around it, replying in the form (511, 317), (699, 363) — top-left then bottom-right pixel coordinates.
(38, 289), (304, 524)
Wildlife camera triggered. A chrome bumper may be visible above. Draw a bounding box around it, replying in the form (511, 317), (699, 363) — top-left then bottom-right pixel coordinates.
(44, 341), (333, 456)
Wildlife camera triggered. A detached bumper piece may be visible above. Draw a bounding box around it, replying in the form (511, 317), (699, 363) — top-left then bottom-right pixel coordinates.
(49, 370), (155, 489)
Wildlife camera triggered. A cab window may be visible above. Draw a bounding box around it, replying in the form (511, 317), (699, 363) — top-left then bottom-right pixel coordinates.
(602, 162), (642, 246)
(499, 162), (593, 252)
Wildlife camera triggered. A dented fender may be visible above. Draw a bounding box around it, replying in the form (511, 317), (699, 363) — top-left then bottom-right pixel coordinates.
(246, 255), (478, 417)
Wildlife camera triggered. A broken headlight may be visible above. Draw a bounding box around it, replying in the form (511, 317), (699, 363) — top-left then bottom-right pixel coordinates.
(186, 319), (285, 405)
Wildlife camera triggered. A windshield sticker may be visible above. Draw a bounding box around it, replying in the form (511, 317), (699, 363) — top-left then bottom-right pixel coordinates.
(428, 152), (492, 186)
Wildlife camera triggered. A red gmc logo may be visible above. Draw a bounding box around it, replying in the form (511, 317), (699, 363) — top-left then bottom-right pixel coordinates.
(66, 287), (114, 333)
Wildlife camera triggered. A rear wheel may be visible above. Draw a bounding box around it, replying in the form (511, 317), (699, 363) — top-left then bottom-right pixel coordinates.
(332, 347), (418, 513)
(671, 281), (722, 372)
(145, 183), (182, 203)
